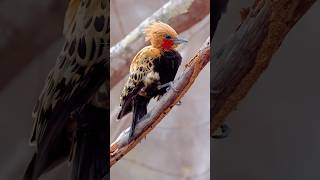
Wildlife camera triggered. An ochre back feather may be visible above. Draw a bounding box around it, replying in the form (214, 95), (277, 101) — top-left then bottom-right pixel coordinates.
(130, 46), (160, 72)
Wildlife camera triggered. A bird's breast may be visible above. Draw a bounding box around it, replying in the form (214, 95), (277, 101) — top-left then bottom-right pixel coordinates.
(154, 50), (182, 85)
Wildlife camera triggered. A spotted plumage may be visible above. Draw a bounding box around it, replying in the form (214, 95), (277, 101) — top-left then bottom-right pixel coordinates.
(117, 22), (187, 139)
(24, 0), (108, 180)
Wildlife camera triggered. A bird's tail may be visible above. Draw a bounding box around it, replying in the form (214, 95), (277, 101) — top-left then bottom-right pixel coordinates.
(23, 154), (37, 180)
(23, 129), (71, 180)
(129, 96), (149, 139)
(71, 104), (109, 180)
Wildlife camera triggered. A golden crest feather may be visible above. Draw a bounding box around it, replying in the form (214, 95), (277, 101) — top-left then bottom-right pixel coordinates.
(144, 21), (178, 48)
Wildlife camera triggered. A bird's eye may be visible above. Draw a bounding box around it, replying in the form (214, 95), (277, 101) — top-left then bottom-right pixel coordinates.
(165, 35), (171, 39)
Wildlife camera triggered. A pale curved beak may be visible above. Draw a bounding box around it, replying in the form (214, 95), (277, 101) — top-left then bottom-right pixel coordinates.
(174, 37), (188, 45)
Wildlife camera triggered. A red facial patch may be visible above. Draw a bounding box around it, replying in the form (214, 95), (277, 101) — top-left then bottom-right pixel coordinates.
(161, 39), (174, 49)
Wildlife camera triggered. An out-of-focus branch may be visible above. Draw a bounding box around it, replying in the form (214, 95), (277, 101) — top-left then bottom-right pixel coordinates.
(110, 37), (210, 167)
(110, 0), (209, 88)
(210, 0), (317, 136)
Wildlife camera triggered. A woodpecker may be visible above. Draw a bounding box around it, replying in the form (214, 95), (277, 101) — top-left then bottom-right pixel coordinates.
(117, 22), (187, 139)
(23, 0), (109, 180)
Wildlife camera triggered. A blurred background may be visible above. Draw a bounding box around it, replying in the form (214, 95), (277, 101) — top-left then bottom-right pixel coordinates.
(110, 0), (210, 180)
(213, 1), (320, 180)
(0, 0), (210, 180)
(0, 0), (319, 180)
(0, 0), (70, 179)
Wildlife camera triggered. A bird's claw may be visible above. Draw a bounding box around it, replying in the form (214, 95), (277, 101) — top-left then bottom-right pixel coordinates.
(110, 143), (119, 157)
(166, 85), (178, 92)
(158, 81), (178, 92)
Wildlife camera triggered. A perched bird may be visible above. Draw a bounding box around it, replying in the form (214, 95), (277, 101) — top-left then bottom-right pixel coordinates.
(117, 22), (187, 139)
(23, 0), (109, 180)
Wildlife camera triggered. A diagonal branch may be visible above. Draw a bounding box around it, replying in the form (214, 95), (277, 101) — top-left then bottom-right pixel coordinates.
(110, 37), (210, 167)
(110, 0), (209, 88)
(210, 0), (317, 136)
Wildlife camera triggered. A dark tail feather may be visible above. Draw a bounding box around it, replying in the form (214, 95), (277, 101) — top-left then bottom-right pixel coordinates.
(129, 96), (149, 139)
(23, 154), (37, 180)
(117, 100), (132, 120)
(23, 130), (71, 180)
(71, 104), (109, 180)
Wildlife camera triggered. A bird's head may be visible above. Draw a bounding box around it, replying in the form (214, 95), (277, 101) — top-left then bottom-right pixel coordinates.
(144, 21), (188, 50)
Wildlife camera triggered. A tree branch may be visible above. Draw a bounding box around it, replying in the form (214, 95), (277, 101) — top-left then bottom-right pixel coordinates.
(210, 0), (317, 135)
(110, 0), (209, 88)
(110, 37), (210, 167)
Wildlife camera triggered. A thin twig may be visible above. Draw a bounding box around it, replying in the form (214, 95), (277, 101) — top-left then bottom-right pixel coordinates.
(110, 37), (210, 167)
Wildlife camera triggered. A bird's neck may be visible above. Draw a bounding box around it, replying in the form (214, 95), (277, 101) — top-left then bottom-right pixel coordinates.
(150, 45), (175, 53)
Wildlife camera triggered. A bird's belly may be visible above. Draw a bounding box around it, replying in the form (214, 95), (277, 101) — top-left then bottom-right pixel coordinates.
(143, 50), (182, 98)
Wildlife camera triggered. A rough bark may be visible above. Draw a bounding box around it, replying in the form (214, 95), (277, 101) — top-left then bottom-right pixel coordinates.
(210, 0), (317, 135)
(110, 37), (210, 167)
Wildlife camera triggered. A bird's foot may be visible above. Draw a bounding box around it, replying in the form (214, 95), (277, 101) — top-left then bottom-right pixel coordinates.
(157, 81), (178, 92)
(110, 142), (119, 157)
(212, 124), (231, 139)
